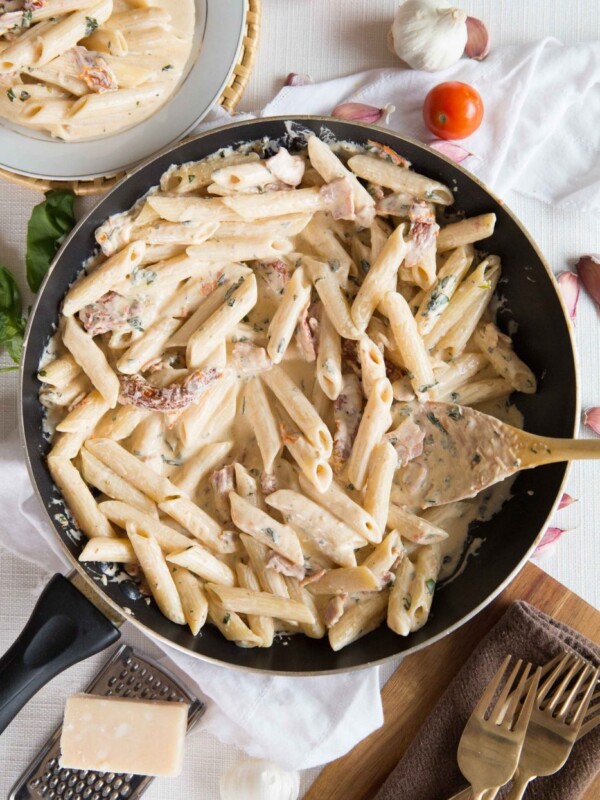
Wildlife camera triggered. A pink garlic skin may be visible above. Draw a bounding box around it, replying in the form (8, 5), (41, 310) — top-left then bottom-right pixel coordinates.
(429, 139), (471, 163)
(533, 526), (569, 556)
(284, 72), (313, 87)
(332, 102), (390, 125)
(557, 271), (580, 320)
(558, 492), (577, 510)
(464, 17), (490, 60)
(583, 407), (600, 436)
(576, 254), (600, 309)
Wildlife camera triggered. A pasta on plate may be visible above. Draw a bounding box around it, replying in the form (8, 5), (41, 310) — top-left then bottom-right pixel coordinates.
(38, 134), (537, 651)
(0, 0), (194, 140)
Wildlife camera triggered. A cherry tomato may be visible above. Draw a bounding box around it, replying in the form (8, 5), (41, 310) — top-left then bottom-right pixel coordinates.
(423, 81), (484, 141)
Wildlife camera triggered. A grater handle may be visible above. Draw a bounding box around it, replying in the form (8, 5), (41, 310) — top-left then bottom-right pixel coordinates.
(0, 574), (120, 736)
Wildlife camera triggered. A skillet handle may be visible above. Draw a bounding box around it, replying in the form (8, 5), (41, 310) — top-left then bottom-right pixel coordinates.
(0, 573), (120, 735)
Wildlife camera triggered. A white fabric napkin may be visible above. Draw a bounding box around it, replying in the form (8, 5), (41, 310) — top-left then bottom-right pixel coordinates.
(0, 431), (382, 770)
(208, 37), (600, 213)
(2, 34), (599, 773)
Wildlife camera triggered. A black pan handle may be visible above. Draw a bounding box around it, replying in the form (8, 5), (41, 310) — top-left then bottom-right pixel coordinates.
(0, 573), (120, 735)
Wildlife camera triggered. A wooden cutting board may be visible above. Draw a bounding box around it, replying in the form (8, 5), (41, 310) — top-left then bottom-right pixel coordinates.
(304, 562), (600, 800)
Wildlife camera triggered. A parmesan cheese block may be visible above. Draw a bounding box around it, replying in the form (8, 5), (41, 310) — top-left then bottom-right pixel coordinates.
(59, 694), (189, 777)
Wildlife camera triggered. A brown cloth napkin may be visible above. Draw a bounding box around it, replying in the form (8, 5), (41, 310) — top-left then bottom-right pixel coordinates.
(375, 601), (600, 800)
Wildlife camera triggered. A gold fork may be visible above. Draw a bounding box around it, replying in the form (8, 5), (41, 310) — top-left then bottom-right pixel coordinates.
(504, 654), (599, 799)
(456, 655), (541, 800)
(449, 653), (600, 800)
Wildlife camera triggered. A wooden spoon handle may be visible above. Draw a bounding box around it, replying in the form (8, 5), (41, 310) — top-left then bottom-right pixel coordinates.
(518, 435), (600, 468)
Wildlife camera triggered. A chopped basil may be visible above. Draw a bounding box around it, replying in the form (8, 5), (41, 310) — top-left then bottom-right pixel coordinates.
(6, 88), (15, 103)
(188, 174), (195, 183)
(19, 90), (30, 102)
(161, 454), (183, 467)
(127, 316), (144, 331)
(222, 614), (231, 624)
(85, 16), (98, 36)
(447, 406), (462, 421)
(264, 526), (278, 543)
(426, 411), (448, 435)
(224, 276), (244, 299)
(425, 579), (436, 595)
(162, 64), (174, 71)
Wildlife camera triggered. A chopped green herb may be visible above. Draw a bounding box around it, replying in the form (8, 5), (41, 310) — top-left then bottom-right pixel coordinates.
(19, 90), (30, 102)
(426, 411), (448, 435)
(85, 16), (98, 36)
(21, 9), (32, 27)
(425, 579), (436, 595)
(127, 316), (144, 331)
(447, 406), (462, 421)
(224, 276), (244, 300)
(38, 369), (47, 377)
(360, 258), (370, 274)
(162, 64), (174, 71)
(403, 593), (412, 611)
(264, 526), (278, 542)
(188, 174), (195, 183)
(6, 88), (15, 103)
(161, 454), (183, 467)
(222, 614), (231, 624)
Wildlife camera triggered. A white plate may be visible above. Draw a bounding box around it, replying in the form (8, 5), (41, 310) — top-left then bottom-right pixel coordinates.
(0, 0), (247, 181)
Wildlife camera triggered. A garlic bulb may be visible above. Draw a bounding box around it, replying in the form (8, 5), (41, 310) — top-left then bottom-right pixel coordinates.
(389, 0), (468, 72)
(220, 758), (300, 800)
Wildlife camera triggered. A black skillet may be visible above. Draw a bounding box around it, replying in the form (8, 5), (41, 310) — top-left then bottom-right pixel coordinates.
(0, 117), (578, 735)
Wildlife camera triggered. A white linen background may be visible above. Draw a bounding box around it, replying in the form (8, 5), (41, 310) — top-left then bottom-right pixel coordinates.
(1, 1), (600, 797)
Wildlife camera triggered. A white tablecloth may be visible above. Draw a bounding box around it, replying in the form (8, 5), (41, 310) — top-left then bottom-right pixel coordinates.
(1, 1), (599, 797)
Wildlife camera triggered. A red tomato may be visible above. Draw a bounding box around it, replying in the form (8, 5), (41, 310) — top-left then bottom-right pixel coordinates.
(423, 81), (484, 141)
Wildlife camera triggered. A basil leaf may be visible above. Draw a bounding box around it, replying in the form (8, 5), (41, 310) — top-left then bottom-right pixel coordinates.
(0, 266), (26, 366)
(0, 265), (22, 318)
(26, 189), (75, 292)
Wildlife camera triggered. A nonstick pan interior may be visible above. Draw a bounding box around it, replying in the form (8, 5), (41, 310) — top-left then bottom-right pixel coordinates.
(20, 117), (577, 674)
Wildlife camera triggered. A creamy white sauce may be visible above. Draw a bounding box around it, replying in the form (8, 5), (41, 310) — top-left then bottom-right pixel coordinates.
(425, 398), (524, 584)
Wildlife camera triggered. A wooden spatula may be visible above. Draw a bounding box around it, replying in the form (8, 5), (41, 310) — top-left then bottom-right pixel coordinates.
(391, 402), (600, 508)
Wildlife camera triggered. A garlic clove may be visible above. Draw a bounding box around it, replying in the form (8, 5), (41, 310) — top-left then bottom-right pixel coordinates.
(557, 271), (580, 320)
(332, 102), (395, 125)
(220, 758), (300, 800)
(558, 492), (577, 510)
(284, 73), (313, 87)
(390, 0), (468, 72)
(464, 17), (490, 60)
(533, 526), (570, 557)
(584, 407), (600, 436)
(428, 139), (471, 163)
(575, 254), (600, 309)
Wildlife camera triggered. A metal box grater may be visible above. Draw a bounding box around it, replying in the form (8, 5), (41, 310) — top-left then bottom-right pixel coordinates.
(9, 644), (205, 800)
